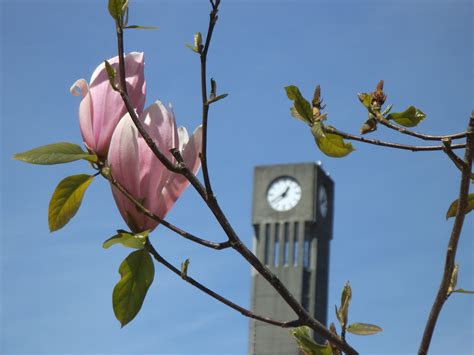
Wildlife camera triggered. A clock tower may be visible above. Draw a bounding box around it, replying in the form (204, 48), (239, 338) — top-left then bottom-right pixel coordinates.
(248, 163), (334, 355)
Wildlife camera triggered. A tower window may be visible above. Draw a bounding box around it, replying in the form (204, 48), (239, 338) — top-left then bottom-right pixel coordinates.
(304, 224), (311, 268)
(264, 223), (270, 265)
(283, 222), (289, 266)
(274, 223), (280, 266)
(293, 221), (299, 266)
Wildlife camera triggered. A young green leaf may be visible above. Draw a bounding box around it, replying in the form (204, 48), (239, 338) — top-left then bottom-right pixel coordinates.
(181, 258), (190, 279)
(13, 142), (97, 165)
(357, 93), (372, 108)
(291, 326), (333, 355)
(387, 106), (426, 127)
(285, 85), (313, 124)
(113, 249), (154, 327)
(452, 289), (474, 295)
(447, 264), (459, 294)
(48, 174), (94, 232)
(445, 193), (474, 219)
(336, 281), (352, 328)
(103, 230), (150, 250)
(347, 323), (383, 336)
(124, 25), (159, 30)
(104, 60), (117, 90)
(108, 0), (127, 20)
(208, 93), (228, 104)
(312, 125), (355, 158)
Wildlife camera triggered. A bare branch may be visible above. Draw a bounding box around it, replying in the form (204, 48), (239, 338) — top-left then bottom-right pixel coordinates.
(325, 126), (466, 152)
(418, 112), (474, 354)
(145, 239), (301, 328)
(373, 110), (467, 141)
(102, 169), (230, 250)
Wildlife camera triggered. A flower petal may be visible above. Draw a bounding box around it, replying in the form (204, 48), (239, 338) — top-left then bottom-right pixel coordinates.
(108, 114), (143, 231)
(71, 79), (95, 152)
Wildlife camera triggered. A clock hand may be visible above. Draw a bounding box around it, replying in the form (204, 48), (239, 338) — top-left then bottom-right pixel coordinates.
(270, 186), (290, 203)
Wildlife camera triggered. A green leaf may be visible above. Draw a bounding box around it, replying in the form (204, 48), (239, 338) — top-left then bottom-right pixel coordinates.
(104, 60), (117, 88)
(447, 264), (459, 294)
(285, 85), (313, 124)
(445, 193), (474, 219)
(209, 93), (228, 104)
(313, 125), (355, 158)
(13, 142), (97, 165)
(357, 93), (372, 108)
(194, 32), (203, 51)
(113, 249), (154, 327)
(124, 25), (159, 30)
(347, 323), (383, 336)
(291, 326), (333, 355)
(48, 174), (94, 232)
(387, 106), (426, 127)
(336, 281), (352, 328)
(185, 43), (200, 53)
(103, 230), (150, 250)
(452, 289), (474, 294)
(108, 0), (127, 20)
(181, 258), (190, 279)
(381, 103), (393, 116)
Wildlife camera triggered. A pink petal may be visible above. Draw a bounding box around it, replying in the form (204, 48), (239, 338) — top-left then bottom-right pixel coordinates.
(89, 52), (146, 158)
(108, 114), (144, 232)
(70, 79), (95, 152)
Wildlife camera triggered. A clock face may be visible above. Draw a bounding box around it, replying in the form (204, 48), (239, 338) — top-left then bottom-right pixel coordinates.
(318, 185), (328, 218)
(266, 176), (302, 211)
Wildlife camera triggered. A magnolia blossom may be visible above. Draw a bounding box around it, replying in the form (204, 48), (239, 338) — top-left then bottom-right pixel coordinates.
(70, 52), (146, 158)
(108, 101), (202, 233)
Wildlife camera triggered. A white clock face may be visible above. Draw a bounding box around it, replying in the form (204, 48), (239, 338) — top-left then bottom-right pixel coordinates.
(318, 185), (328, 218)
(266, 176), (302, 211)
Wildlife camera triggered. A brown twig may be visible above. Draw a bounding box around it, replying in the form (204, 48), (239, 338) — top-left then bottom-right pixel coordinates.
(114, 4), (357, 353)
(325, 126), (466, 152)
(418, 112), (474, 355)
(442, 138), (467, 172)
(102, 169), (231, 250)
(144, 239), (298, 328)
(199, 0), (220, 197)
(373, 110), (467, 141)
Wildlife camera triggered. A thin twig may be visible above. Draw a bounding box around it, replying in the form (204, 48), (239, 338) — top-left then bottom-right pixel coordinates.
(418, 112), (474, 355)
(373, 110), (467, 141)
(442, 138), (467, 172)
(144, 239), (301, 328)
(199, 0), (220, 197)
(325, 126), (466, 152)
(102, 169), (231, 250)
(114, 6), (357, 353)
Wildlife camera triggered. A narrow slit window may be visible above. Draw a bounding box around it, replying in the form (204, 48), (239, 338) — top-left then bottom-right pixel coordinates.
(293, 222), (299, 266)
(304, 238), (310, 268)
(274, 223), (280, 266)
(283, 222), (289, 266)
(264, 223), (270, 265)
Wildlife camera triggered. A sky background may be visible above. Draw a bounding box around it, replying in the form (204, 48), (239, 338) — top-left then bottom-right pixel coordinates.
(1, 0), (473, 354)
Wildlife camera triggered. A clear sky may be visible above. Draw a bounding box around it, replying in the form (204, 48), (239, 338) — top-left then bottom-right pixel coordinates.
(1, 0), (473, 354)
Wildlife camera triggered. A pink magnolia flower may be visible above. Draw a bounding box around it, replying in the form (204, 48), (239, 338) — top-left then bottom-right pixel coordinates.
(70, 52), (146, 158)
(108, 100), (202, 233)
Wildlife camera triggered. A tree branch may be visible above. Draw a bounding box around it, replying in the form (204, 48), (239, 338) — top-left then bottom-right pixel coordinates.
(373, 110), (467, 141)
(418, 112), (474, 355)
(114, 6), (357, 353)
(325, 126), (466, 152)
(144, 239), (301, 328)
(101, 168), (231, 250)
(442, 138), (467, 172)
(199, 0), (220, 197)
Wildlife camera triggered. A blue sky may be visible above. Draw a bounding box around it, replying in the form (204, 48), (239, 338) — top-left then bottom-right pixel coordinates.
(1, 0), (473, 354)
